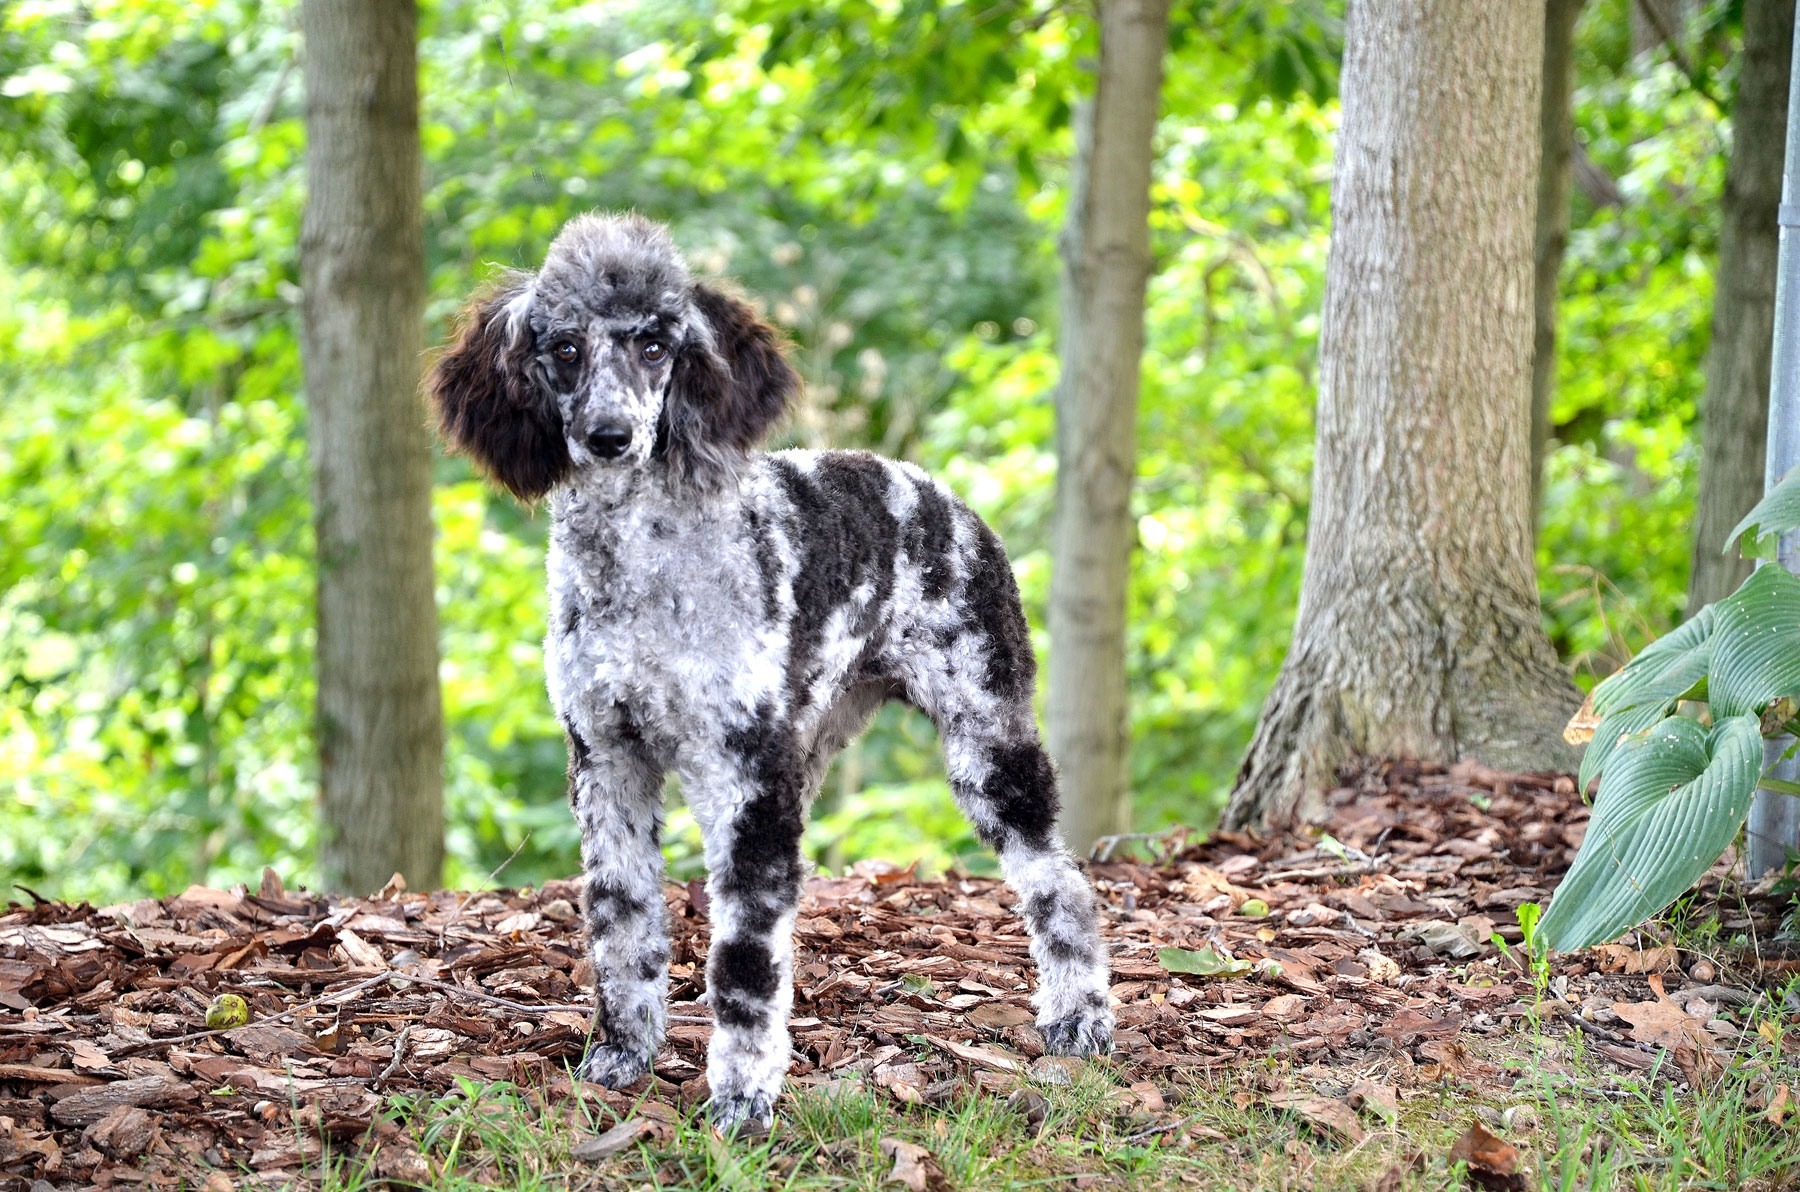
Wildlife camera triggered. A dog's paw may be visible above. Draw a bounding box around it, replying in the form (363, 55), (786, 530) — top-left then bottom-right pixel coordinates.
(1040, 1006), (1113, 1058)
(578, 1042), (654, 1089)
(706, 1090), (775, 1136)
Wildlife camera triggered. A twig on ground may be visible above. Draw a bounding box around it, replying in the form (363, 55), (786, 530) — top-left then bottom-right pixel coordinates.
(373, 1023), (412, 1090)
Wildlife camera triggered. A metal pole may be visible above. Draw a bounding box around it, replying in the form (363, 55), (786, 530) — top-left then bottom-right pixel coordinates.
(1748, 14), (1800, 879)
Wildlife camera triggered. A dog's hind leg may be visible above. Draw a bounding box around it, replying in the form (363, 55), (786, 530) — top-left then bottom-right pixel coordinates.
(903, 522), (1113, 1055)
(567, 713), (670, 1089)
(939, 719), (1114, 1056)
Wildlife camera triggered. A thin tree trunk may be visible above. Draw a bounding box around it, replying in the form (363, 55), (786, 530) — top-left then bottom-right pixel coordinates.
(1226, 1), (1581, 832)
(1687, 0), (1795, 614)
(1046, 0), (1171, 856)
(301, 0), (444, 893)
(1532, 0), (1588, 529)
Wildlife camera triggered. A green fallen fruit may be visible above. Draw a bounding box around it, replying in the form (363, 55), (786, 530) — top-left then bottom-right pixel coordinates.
(1238, 898), (1271, 918)
(205, 993), (250, 1029)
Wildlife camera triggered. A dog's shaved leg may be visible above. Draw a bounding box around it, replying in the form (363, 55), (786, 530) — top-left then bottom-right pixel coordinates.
(568, 719), (669, 1088)
(691, 729), (805, 1133)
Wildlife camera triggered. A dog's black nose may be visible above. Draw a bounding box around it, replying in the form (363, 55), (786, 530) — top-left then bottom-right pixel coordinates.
(586, 423), (632, 460)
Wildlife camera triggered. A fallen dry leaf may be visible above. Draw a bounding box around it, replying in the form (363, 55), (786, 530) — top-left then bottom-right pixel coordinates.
(1611, 973), (1716, 1085)
(879, 1136), (948, 1192)
(1448, 1122), (1523, 1191)
(1265, 1091), (1365, 1143)
(1591, 943), (1679, 975)
(1766, 1083), (1792, 1127)
(1347, 1078), (1399, 1124)
(571, 1117), (653, 1160)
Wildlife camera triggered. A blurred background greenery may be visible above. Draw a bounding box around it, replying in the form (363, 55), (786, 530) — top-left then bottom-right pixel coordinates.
(0, 0), (1724, 901)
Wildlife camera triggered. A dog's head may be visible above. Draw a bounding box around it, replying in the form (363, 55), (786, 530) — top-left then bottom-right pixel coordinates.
(428, 213), (798, 501)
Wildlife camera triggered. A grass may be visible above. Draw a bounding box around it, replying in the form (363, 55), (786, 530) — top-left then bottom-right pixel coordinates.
(281, 982), (1800, 1191)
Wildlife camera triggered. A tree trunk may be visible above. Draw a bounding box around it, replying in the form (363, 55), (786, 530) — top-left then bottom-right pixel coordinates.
(1046, 0), (1171, 856)
(1687, 0), (1795, 614)
(301, 0), (444, 893)
(1225, 1), (1581, 832)
(1532, 0), (1588, 529)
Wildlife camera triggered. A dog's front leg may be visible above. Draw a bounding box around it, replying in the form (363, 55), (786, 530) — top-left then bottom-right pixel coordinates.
(690, 741), (806, 1133)
(569, 720), (669, 1089)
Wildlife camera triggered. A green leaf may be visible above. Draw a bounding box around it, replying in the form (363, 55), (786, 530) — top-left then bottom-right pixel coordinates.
(1589, 605), (1714, 718)
(1707, 564), (1800, 719)
(1540, 715), (1763, 952)
(1157, 945), (1254, 977)
(1726, 470), (1800, 558)
(1578, 699), (1677, 792)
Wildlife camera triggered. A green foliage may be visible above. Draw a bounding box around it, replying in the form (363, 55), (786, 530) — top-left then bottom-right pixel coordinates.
(0, 0), (1746, 903)
(1545, 563), (1800, 952)
(1730, 467), (1800, 559)
(1542, 714), (1763, 951)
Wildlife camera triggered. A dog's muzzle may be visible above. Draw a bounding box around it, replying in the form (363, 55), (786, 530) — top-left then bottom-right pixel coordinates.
(586, 422), (633, 460)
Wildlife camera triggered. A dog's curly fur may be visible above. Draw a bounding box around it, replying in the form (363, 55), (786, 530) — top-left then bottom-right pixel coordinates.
(428, 213), (1112, 1132)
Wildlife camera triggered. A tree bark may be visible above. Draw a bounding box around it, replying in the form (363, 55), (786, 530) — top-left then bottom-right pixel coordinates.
(301, 0), (444, 893)
(1532, 0), (1588, 529)
(1687, 0), (1794, 614)
(1046, 0), (1171, 856)
(1226, 1), (1581, 832)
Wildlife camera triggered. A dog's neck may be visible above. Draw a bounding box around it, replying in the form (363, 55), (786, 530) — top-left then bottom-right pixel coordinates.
(548, 461), (733, 547)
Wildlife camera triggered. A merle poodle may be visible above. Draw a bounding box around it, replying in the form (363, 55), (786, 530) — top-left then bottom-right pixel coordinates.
(427, 213), (1112, 1132)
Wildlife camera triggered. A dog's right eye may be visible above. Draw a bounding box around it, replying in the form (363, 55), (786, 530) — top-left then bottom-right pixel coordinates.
(553, 341), (580, 365)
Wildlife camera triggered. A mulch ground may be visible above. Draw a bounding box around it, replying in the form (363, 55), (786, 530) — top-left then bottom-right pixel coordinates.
(3, 761), (1796, 1189)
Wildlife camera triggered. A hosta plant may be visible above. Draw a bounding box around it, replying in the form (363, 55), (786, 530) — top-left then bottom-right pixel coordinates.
(1541, 473), (1800, 951)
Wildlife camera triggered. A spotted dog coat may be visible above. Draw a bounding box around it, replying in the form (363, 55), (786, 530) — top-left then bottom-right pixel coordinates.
(429, 213), (1112, 1132)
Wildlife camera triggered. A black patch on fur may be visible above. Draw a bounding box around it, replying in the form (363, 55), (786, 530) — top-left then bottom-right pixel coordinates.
(636, 953), (666, 981)
(744, 507), (781, 623)
(721, 711), (806, 936)
(564, 717), (592, 771)
(1044, 934), (1095, 964)
(973, 741), (1058, 852)
(658, 283), (798, 493)
(963, 521), (1034, 699)
(770, 455), (900, 714)
(584, 876), (648, 921)
(710, 938), (777, 1029)
(613, 701), (648, 756)
(427, 277), (573, 502)
(906, 476), (956, 600)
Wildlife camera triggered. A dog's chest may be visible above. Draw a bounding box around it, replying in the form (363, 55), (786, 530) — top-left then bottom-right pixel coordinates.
(547, 489), (779, 715)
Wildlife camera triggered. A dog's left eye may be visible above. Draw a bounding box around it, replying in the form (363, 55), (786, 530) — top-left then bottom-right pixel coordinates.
(642, 341), (667, 365)
(553, 341), (580, 365)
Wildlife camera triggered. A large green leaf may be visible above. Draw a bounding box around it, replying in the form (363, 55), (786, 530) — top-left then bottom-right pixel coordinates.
(1540, 715), (1762, 952)
(1577, 699), (1676, 792)
(1726, 470), (1800, 559)
(1707, 565), (1800, 719)
(1589, 605), (1715, 718)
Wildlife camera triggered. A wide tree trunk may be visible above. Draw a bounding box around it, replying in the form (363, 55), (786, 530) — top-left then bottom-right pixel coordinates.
(1531, 0), (1588, 528)
(1226, 1), (1581, 832)
(1046, 0), (1171, 856)
(1687, 0), (1794, 614)
(300, 0), (445, 892)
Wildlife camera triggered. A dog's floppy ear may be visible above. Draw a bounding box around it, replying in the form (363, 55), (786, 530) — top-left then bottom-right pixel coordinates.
(659, 282), (798, 492)
(427, 276), (571, 502)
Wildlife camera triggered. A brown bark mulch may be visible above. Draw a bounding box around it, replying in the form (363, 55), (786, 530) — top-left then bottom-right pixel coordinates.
(2, 761), (1795, 1188)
